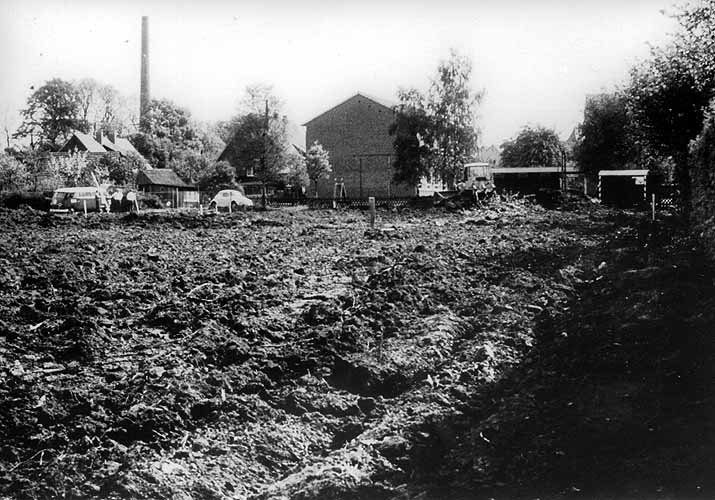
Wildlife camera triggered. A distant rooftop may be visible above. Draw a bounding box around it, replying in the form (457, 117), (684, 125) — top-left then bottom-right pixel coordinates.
(59, 131), (143, 157)
(136, 168), (191, 188)
(302, 92), (397, 126)
(61, 132), (106, 153)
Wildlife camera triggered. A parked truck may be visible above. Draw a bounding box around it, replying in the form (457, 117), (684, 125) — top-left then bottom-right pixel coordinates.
(50, 186), (109, 214)
(433, 162), (495, 207)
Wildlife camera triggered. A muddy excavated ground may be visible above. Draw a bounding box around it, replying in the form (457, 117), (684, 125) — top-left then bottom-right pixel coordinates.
(1, 201), (713, 500)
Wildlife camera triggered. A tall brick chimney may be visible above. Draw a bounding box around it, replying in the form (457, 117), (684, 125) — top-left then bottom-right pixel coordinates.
(140, 16), (150, 132)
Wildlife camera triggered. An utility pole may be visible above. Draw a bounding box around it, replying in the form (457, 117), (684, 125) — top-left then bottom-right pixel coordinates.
(359, 157), (363, 198)
(262, 99), (269, 174)
(262, 99), (269, 207)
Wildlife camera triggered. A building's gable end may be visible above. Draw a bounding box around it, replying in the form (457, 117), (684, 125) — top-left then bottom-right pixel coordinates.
(303, 93), (395, 128)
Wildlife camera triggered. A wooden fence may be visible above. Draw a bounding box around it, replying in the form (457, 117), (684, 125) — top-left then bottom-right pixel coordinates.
(654, 185), (679, 210)
(267, 196), (422, 210)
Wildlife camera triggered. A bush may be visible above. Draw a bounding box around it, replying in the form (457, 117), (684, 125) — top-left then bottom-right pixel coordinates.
(689, 101), (715, 259)
(136, 192), (162, 209)
(0, 153), (30, 191)
(0, 191), (51, 211)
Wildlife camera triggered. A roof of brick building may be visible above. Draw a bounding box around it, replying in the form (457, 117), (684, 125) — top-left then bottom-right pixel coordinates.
(302, 92), (396, 126)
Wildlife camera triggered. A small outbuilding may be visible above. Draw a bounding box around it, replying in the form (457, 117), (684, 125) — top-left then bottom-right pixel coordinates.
(135, 169), (199, 208)
(598, 169), (649, 208)
(491, 166), (582, 194)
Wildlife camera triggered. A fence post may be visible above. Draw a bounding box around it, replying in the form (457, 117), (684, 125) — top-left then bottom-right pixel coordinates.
(368, 197), (376, 228)
(651, 193), (656, 221)
(83, 200), (87, 218)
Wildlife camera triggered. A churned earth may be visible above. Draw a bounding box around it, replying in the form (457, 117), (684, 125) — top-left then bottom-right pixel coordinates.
(0, 200), (712, 500)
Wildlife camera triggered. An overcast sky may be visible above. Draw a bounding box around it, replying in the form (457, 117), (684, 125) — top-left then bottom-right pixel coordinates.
(1, 0), (678, 148)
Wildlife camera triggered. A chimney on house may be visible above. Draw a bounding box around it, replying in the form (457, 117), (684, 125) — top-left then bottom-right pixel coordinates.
(95, 130), (103, 145)
(107, 130), (117, 144)
(140, 16), (150, 132)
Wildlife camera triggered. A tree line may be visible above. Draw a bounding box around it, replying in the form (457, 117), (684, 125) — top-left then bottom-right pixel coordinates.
(574, 0), (715, 210)
(388, 50), (568, 183)
(389, 0), (715, 202)
(5, 0), (714, 204)
(0, 79), (327, 195)
(0, 49), (492, 196)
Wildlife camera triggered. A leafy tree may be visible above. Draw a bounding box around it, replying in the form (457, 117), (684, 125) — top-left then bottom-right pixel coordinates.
(6, 149), (50, 191)
(145, 99), (200, 147)
(427, 49), (483, 186)
(690, 99), (715, 242)
(671, 0), (715, 89)
(92, 152), (146, 186)
(221, 113), (272, 181)
(220, 86), (296, 184)
(14, 78), (84, 150)
(305, 141), (332, 197)
(689, 99), (715, 244)
(239, 83), (284, 119)
(390, 89), (434, 186)
(48, 151), (108, 187)
(169, 148), (211, 184)
(75, 78), (126, 134)
(0, 152), (30, 191)
(626, 48), (711, 197)
(197, 160), (239, 193)
(623, 1), (715, 201)
(575, 93), (638, 176)
(195, 122), (226, 160)
(390, 50), (482, 188)
(129, 98), (202, 170)
(284, 152), (309, 193)
(500, 126), (566, 169)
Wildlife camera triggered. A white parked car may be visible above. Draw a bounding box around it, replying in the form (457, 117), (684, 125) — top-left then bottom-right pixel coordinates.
(208, 189), (254, 211)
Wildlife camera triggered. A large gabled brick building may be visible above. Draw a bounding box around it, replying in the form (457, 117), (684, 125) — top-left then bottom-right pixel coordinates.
(303, 93), (415, 198)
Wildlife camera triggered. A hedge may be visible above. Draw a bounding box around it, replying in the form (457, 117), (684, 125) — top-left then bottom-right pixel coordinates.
(0, 191), (51, 211)
(690, 101), (715, 260)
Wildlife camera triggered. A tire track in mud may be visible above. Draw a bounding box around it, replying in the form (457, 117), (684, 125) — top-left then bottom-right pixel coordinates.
(251, 209), (615, 500)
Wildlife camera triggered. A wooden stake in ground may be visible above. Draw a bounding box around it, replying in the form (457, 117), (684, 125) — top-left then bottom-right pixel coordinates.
(368, 197), (376, 228)
(83, 200), (87, 218)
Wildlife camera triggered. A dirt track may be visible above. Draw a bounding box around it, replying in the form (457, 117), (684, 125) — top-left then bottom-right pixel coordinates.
(1, 202), (712, 499)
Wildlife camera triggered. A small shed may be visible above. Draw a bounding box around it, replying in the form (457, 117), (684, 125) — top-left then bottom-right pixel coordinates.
(598, 169), (649, 208)
(136, 169), (199, 208)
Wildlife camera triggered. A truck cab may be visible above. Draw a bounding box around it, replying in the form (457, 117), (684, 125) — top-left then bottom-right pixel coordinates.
(461, 162), (493, 191)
